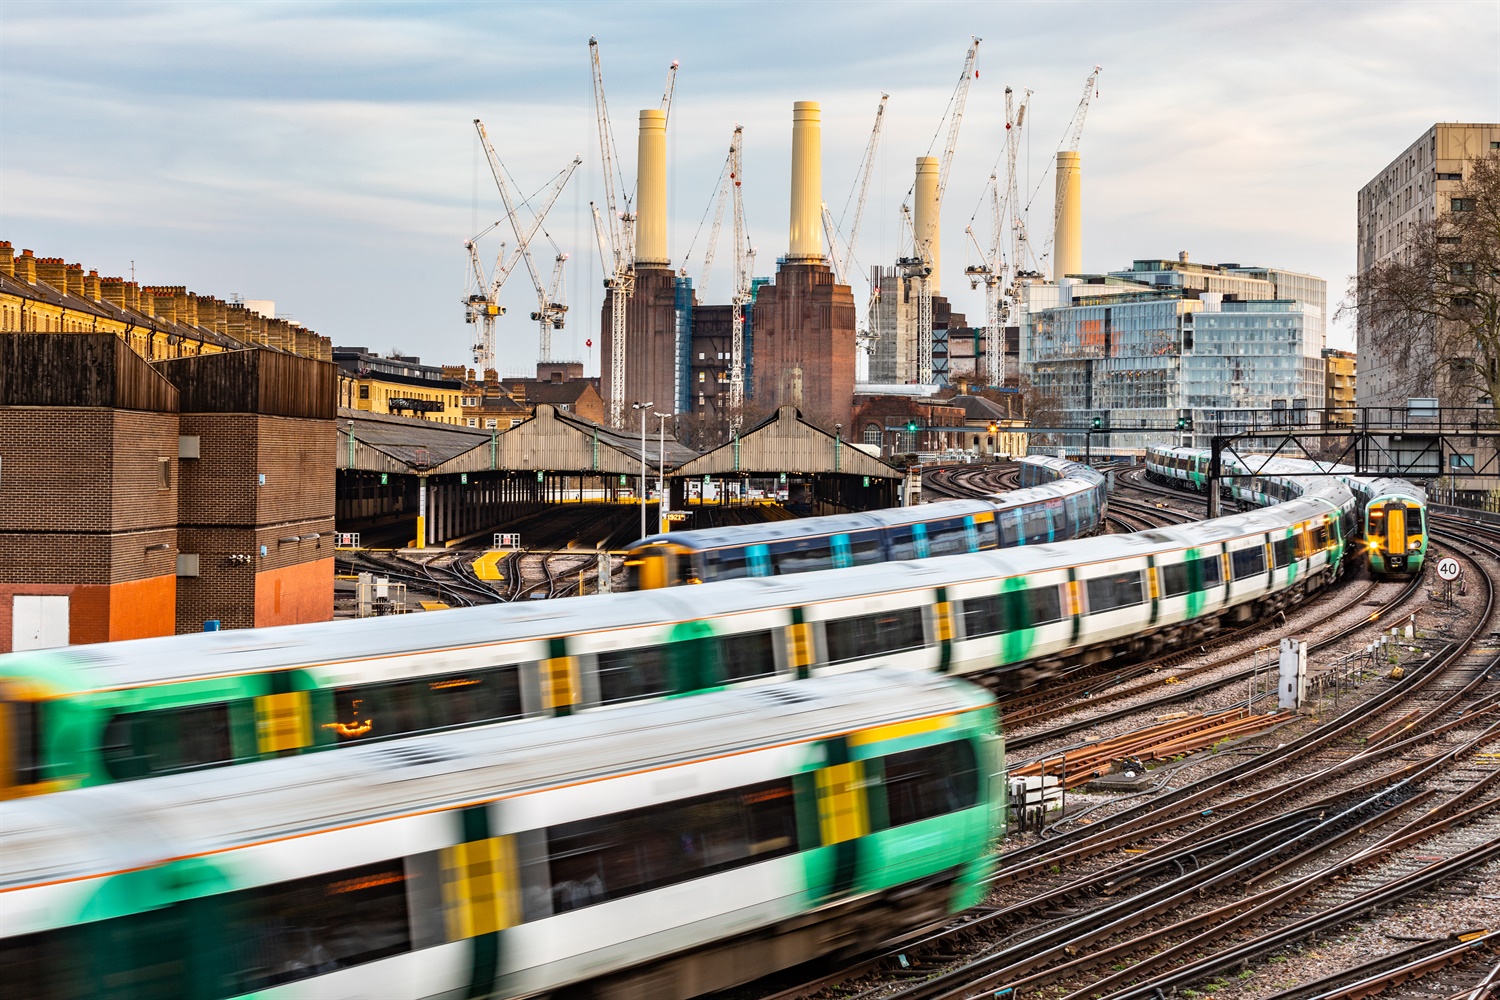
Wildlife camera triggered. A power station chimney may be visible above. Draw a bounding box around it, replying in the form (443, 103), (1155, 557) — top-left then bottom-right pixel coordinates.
(788, 101), (824, 261)
(1054, 151), (1082, 280)
(914, 156), (941, 295)
(636, 109), (669, 266)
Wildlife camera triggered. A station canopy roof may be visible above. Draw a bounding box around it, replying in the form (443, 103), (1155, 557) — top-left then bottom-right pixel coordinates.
(674, 405), (900, 480)
(337, 404), (698, 476)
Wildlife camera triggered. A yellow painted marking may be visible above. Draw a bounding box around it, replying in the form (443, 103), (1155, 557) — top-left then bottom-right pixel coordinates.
(816, 761), (869, 844)
(1148, 567), (1160, 601)
(540, 656), (578, 711)
(788, 622), (814, 670)
(419, 601), (452, 612)
(254, 691), (311, 754)
(441, 835), (519, 939)
(472, 551), (508, 581)
(850, 715), (947, 746)
(1067, 580), (1082, 617)
(934, 601), (954, 643)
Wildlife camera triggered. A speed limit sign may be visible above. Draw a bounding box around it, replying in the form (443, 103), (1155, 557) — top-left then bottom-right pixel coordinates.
(1437, 557), (1462, 581)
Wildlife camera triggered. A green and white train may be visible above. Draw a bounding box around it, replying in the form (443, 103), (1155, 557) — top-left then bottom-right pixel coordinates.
(3, 460), (1354, 799)
(1, 669), (1000, 1000)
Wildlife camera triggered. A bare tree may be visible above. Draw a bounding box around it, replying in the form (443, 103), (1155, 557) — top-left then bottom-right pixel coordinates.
(1348, 153), (1500, 410)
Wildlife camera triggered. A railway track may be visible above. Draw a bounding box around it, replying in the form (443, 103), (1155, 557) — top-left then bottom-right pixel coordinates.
(741, 478), (1500, 1000)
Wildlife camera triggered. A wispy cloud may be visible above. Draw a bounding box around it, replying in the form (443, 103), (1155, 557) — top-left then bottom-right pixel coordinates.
(2, 0), (1495, 366)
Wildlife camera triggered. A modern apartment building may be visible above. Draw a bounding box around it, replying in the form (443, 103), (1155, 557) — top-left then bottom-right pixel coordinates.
(1355, 122), (1500, 407)
(1019, 256), (1327, 452)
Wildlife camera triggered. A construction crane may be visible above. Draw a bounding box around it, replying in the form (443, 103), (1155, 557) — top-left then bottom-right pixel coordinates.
(698, 127), (740, 292)
(587, 37), (639, 428)
(529, 253), (569, 361)
(463, 226), (508, 368)
(900, 37), (979, 386)
(472, 118), (581, 369)
(963, 175), (1003, 387)
(726, 129), (753, 430)
(820, 93), (891, 289)
(963, 85), (1033, 387)
(660, 59), (679, 126)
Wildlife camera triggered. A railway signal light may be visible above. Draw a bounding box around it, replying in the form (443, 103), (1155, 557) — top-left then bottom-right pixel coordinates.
(907, 420), (919, 433)
(1176, 415), (1194, 431)
(1091, 416), (1102, 430)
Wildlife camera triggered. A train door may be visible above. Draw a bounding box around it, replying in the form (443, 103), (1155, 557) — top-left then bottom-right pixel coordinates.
(746, 544), (772, 577)
(0, 690), (44, 799)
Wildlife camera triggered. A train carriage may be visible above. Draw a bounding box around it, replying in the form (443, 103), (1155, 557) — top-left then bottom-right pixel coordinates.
(0, 670), (1000, 1000)
(1, 458), (1356, 797)
(625, 456), (1108, 589)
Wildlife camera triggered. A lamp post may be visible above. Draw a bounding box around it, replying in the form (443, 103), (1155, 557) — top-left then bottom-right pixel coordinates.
(655, 412), (670, 534)
(633, 401), (654, 540)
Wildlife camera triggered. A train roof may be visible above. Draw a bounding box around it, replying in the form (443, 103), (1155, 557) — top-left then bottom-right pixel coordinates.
(0, 669), (992, 898)
(629, 497), (999, 550)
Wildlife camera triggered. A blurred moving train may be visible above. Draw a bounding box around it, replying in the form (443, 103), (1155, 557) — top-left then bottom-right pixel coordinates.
(625, 455), (1109, 588)
(0, 670), (1001, 1000)
(4, 452), (1354, 799)
(1144, 446), (1427, 578)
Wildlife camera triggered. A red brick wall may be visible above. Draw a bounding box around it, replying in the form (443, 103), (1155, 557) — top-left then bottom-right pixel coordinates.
(0, 575), (175, 652)
(749, 263), (857, 430)
(0, 408), (179, 536)
(255, 557), (334, 627)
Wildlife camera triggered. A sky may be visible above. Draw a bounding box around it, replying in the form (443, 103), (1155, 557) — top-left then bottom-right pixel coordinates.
(3, 0), (1497, 374)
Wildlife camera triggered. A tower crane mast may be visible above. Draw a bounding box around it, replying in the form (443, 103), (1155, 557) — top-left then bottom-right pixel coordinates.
(660, 59), (679, 126)
(588, 36), (637, 427)
(903, 38), (979, 386)
(728, 129), (753, 429)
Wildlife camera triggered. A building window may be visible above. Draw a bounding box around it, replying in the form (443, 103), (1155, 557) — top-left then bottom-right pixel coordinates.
(863, 423), (882, 446)
(485, 418), (498, 429)
(1452, 198), (1476, 212)
(1437, 172), (1463, 181)
(467, 418), (478, 427)
(158, 457), (171, 490)
(359, 385), (370, 400)
(698, 371), (705, 383)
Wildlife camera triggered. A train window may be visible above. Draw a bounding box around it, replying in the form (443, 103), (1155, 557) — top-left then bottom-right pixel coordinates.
(330, 681), (427, 744)
(1085, 571), (1145, 614)
(823, 607), (926, 663)
(219, 859), (413, 994)
(1272, 539), (1292, 568)
(1231, 546), (1266, 579)
(849, 531), (885, 565)
(1022, 506), (1051, 545)
(771, 539), (833, 575)
(961, 594), (1004, 638)
(998, 511), (1022, 547)
(1198, 554), (1223, 587)
(927, 519), (971, 556)
(1313, 524), (1330, 550)
(1160, 562), (1189, 598)
(719, 630), (778, 682)
(100, 703), (235, 780)
(0, 928), (89, 998)
(545, 778), (798, 912)
(888, 527), (919, 560)
(595, 646), (670, 705)
(974, 517), (999, 549)
(705, 548), (748, 582)
(426, 667), (523, 730)
(881, 740), (979, 828)
(6, 700), (43, 786)
(1028, 586), (1064, 626)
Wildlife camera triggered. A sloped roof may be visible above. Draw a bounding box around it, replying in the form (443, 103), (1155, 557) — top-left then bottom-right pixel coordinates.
(675, 405), (899, 479)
